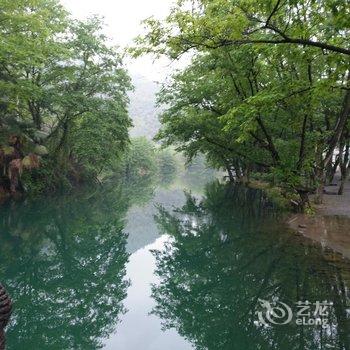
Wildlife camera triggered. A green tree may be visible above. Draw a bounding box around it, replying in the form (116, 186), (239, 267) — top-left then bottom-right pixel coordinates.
(115, 137), (158, 180)
(0, 1), (132, 197)
(134, 0), (350, 210)
(49, 17), (132, 175)
(134, 0), (349, 57)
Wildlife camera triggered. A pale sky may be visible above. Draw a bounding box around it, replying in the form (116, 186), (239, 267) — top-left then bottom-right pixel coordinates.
(60, 0), (176, 81)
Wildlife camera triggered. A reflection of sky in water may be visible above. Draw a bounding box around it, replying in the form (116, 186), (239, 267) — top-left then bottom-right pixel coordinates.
(124, 188), (187, 254)
(104, 236), (193, 350)
(105, 185), (193, 349)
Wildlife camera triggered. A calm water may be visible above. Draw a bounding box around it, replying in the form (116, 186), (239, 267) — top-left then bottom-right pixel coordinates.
(0, 178), (350, 350)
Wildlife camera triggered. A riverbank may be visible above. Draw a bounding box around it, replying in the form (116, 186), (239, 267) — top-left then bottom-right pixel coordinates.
(288, 177), (350, 259)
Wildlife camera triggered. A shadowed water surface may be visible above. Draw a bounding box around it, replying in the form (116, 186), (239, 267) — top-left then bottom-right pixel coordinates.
(0, 179), (349, 350)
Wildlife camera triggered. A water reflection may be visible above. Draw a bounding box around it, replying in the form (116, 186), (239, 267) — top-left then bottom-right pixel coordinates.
(152, 181), (350, 350)
(0, 181), (149, 349)
(0, 167), (217, 349)
(1, 178), (350, 350)
(290, 214), (350, 260)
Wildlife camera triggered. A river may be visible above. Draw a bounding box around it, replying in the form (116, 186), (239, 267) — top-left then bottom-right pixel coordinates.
(0, 175), (349, 350)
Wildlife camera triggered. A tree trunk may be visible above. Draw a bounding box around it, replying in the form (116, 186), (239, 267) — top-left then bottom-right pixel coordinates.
(314, 146), (325, 204)
(323, 88), (350, 169)
(256, 115), (280, 164)
(338, 172), (347, 195)
(226, 166), (235, 182)
(326, 153), (340, 185)
(338, 141), (350, 195)
(297, 190), (310, 212)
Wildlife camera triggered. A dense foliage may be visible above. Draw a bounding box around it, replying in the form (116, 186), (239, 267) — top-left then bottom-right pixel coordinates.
(113, 137), (179, 188)
(0, 0), (132, 197)
(134, 0), (350, 210)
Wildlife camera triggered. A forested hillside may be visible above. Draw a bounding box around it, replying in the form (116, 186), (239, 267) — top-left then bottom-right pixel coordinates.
(128, 74), (161, 139)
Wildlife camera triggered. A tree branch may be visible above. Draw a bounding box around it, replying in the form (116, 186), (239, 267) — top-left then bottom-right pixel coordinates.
(266, 0), (282, 25)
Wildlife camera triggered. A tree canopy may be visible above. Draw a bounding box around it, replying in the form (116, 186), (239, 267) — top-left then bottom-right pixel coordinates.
(0, 0), (132, 197)
(134, 0), (350, 210)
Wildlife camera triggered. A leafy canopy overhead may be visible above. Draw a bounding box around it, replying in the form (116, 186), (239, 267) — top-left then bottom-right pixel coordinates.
(134, 0), (350, 209)
(134, 0), (350, 58)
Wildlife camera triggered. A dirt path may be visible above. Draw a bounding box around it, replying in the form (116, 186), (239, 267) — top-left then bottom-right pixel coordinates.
(317, 177), (350, 217)
(288, 177), (350, 259)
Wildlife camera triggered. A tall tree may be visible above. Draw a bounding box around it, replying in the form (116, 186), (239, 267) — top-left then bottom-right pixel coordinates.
(0, 1), (132, 196)
(134, 0), (350, 209)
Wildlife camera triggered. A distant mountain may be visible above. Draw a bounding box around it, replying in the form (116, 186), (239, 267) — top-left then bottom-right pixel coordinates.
(128, 74), (162, 139)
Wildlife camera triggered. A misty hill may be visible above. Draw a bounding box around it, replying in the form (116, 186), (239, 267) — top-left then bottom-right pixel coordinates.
(128, 74), (162, 139)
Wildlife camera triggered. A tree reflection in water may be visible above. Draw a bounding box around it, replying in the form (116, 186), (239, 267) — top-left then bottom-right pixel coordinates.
(152, 181), (350, 350)
(0, 179), (156, 350)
